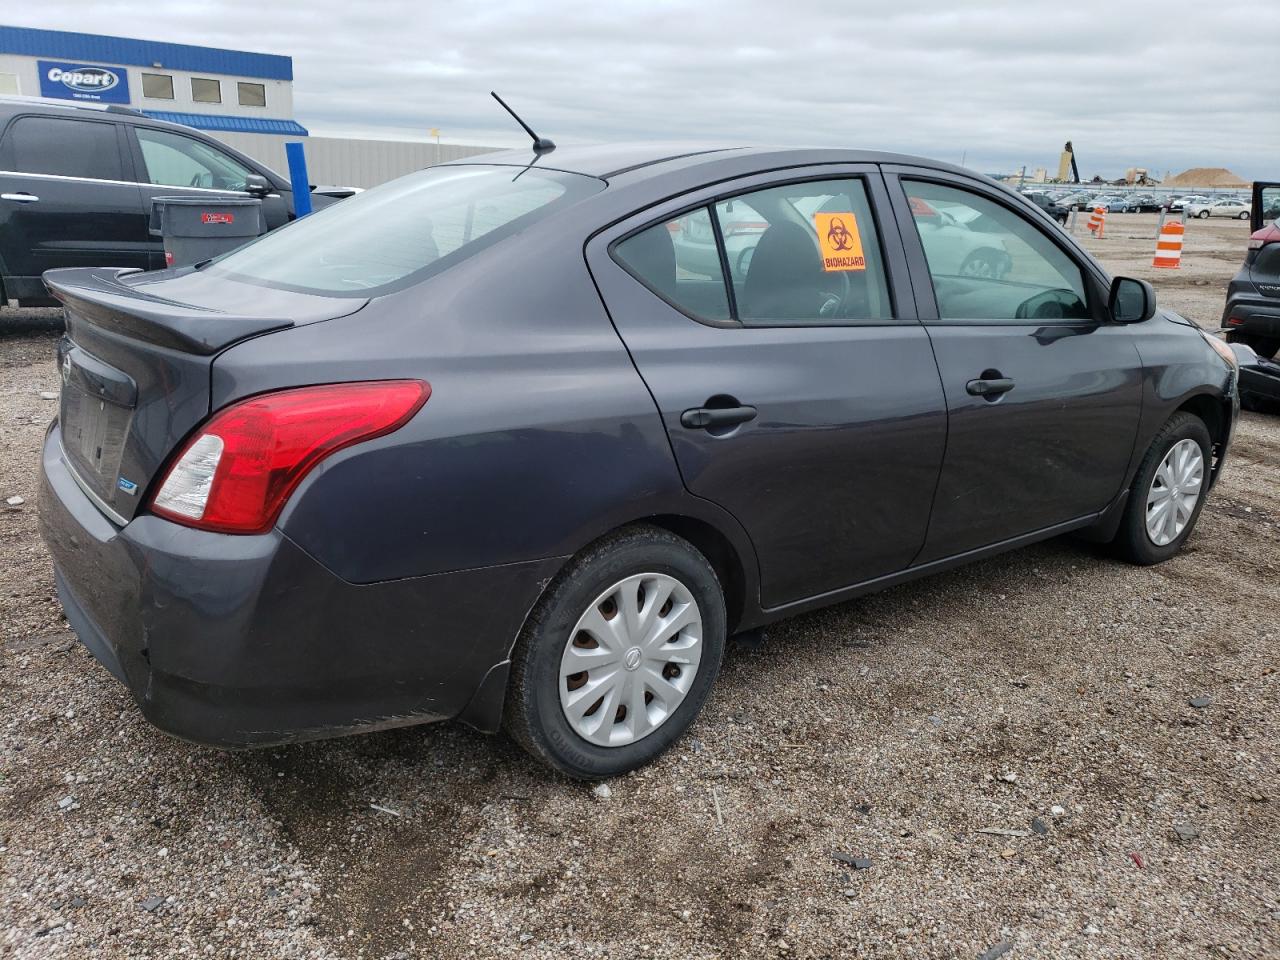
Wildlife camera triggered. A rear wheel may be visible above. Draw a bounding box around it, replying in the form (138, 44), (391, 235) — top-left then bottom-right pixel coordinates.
(1225, 331), (1279, 360)
(1239, 211), (1250, 220)
(504, 526), (726, 778)
(1111, 412), (1212, 565)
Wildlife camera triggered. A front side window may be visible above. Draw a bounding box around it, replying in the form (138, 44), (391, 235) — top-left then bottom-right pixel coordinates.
(142, 73), (174, 99)
(237, 82), (266, 107)
(191, 77), (221, 103)
(6, 116), (121, 181)
(136, 128), (254, 190)
(613, 177), (892, 326)
(208, 165), (604, 297)
(904, 181), (1090, 321)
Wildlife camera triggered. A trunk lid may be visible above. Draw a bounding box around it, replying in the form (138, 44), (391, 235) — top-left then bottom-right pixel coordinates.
(44, 266), (367, 523)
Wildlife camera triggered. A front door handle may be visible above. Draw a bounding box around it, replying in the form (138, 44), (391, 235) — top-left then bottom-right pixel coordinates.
(966, 377), (1015, 398)
(680, 405), (758, 430)
(1, 192), (39, 203)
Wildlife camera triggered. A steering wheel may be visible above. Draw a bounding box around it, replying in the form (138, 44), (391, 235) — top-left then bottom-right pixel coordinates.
(1015, 288), (1081, 320)
(817, 269), (851, 319)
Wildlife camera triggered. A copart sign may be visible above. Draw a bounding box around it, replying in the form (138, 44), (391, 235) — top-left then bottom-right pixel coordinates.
(38, 60), (131, 103)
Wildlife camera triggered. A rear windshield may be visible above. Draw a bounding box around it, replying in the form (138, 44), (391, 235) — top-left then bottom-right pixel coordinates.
(207, 165), (604, 297)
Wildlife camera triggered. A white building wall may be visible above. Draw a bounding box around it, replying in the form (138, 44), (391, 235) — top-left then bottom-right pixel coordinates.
(213, 132), (502, 188)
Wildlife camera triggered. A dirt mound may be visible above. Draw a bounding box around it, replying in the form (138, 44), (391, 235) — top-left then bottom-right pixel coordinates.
(1165, 167), (1249, 187)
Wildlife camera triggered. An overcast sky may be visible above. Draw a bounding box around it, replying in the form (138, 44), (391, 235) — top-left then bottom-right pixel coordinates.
(8, 2), (1278, 179)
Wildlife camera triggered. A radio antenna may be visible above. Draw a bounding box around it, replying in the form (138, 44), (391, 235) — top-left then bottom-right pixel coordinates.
(491, 92), (556, 154)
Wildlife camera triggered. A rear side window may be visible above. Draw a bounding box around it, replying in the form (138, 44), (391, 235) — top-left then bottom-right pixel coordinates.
(6, 116), (122, 181)
(614, 208), (732, 322)
(208, 165), (604, 297)
(614, 177), (892, 326)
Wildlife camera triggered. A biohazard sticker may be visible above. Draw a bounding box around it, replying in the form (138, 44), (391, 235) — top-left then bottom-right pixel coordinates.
(813, 212), (866, 271)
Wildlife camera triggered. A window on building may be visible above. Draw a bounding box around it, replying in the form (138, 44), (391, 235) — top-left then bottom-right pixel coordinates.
(135, 127), (254, 190)
(141, 73), (174, 99)
(0, 72), (19, 96)
(237, 82), (266, 107)
(191, 77), (221, 103)
(8, 116), (122, 181)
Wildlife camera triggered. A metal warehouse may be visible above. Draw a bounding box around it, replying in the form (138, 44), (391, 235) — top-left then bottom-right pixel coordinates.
(0, 25), (495, 186)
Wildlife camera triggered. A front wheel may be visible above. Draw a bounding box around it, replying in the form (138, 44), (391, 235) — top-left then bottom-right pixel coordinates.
(504, 526), (726, 778)
(1239, 211), (1250, 220)
(1199, 210), (1211, 219)
(1110, 412), (1213, 565)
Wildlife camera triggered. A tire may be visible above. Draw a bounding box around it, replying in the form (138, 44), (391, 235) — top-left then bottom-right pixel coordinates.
(1199, 210), (1210, 219)
(1110, 412), (1213, 565)
(1239, 211), (1250, 220)
(1225, 331), (1279, 360)
(504, 525), (726, 779)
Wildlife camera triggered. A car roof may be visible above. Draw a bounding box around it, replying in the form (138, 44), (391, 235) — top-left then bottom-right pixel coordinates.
(445, 141), (976, 182)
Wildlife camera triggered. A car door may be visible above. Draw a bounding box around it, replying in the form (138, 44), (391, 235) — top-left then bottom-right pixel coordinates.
(124, 125), (288, 268)
(0, 114), (147, 297)
(587, 167), (948, 609)
(885, 168), (1143, 562)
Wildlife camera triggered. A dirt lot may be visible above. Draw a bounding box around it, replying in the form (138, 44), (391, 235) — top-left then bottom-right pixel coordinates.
(2, 213), (1277, 960)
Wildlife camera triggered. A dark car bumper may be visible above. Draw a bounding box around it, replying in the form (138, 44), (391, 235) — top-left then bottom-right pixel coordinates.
(38, 424), (562, 747)
(1222, 294), (1280, 340)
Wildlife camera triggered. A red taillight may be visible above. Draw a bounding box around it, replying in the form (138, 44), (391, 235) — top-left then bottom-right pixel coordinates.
(1227, 316), (1244, 326)
(149, 380), (430, 534)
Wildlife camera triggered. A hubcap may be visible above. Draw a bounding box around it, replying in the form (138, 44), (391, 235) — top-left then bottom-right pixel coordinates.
(559, 573), (703, 747)
(1146, 438), (1204, 546)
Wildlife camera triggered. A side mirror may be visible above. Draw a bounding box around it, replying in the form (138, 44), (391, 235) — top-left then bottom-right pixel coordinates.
(1109, 276), (1156, 324)
(243, 174), (272, 198)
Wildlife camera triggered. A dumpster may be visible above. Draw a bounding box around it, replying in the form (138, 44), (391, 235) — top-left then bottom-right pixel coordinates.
(149, 196), (264, 268)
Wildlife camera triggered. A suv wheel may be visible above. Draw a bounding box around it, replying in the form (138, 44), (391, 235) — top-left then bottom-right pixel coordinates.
(1111, 412), (1212, 565)
(504, 526), (726, 778)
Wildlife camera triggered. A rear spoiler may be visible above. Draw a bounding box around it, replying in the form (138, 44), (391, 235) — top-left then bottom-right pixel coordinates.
(42, 267), (292, 356)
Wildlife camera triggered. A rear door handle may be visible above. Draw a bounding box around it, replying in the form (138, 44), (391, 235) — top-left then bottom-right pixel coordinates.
(1, 192), (39, 203)
(966, 377), (1015, 397)
(680, 405), (758, 430)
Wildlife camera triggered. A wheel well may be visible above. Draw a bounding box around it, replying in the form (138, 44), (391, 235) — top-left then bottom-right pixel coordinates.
(641, 514), (749, 633)
(1176, 393), (1226, 455)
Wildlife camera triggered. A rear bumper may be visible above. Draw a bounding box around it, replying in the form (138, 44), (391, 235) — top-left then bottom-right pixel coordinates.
(38, 424), (562, 747)
(1222, 296), (1280, 339)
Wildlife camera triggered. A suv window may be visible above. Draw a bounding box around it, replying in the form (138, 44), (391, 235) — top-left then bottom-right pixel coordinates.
(6, 116), (122, 181)
(208, 165), (604, 297)
(903, 181), (1090, 321)
(614, 177), (892, 326)
(135, 128), (254, 190)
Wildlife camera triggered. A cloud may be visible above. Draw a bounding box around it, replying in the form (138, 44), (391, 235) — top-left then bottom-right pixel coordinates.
(8, 1), (1277, 179)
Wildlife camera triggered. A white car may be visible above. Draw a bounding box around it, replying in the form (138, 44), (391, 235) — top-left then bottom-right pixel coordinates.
(1186, 198), (1251, 220)
(910, 199), (1012, 278)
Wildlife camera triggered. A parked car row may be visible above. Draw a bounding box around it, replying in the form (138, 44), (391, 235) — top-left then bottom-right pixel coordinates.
(1018, 187), (1252, 218)
(0, 95), (347, 306)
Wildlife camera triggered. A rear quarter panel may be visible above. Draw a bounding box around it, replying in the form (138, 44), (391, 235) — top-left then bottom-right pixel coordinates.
(209, 227), (757, 597)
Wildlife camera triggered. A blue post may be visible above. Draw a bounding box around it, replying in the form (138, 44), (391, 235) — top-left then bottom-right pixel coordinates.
(285, 141), (312, 218)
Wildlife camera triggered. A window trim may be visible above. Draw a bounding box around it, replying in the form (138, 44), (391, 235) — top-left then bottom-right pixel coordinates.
(605, 169), (905, 330)
(141, 72), (175, 100)
(886, 167), (1110, 327)
(190, 77), (222, 104)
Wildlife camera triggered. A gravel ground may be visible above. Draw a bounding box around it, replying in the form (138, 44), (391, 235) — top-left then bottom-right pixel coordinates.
(2, 214), (1278, 959)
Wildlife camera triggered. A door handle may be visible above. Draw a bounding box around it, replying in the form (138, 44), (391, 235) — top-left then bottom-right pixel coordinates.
(1, 192), (39, 203)
(966, 377), (1015, 397)
(680, 405), (758, 430)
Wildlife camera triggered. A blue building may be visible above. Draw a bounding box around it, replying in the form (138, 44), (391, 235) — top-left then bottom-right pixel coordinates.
(0, 24), (308, 136)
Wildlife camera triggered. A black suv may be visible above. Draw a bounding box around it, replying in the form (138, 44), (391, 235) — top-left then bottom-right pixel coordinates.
(1022, 191), (1069, 225)
(0, 96), (341, 305)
